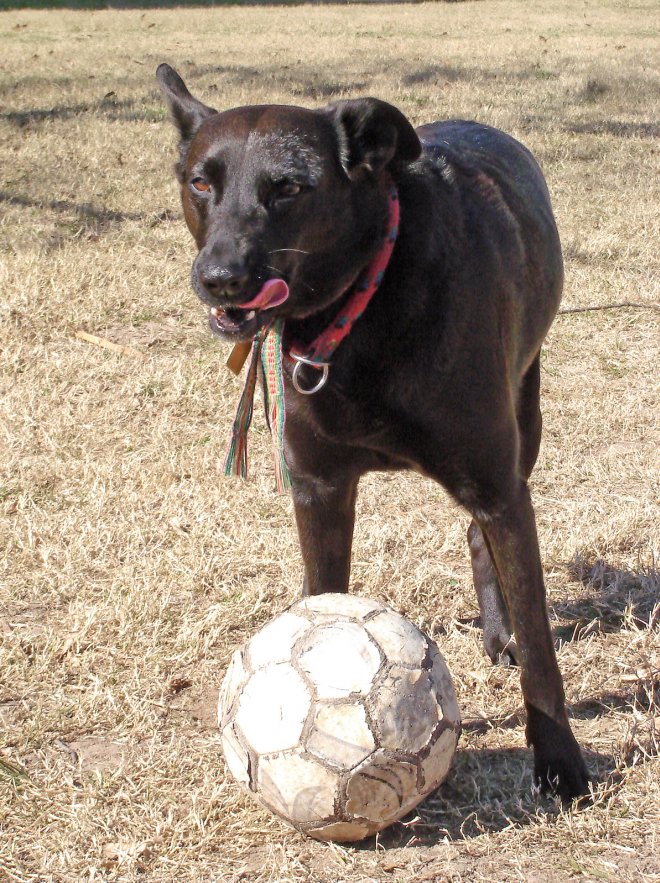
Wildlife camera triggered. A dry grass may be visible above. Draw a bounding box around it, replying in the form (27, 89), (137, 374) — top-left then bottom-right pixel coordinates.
(1, 1), (659, 881)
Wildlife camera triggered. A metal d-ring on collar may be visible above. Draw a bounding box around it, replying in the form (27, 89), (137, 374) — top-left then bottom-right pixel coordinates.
(290, 353), (330, 395)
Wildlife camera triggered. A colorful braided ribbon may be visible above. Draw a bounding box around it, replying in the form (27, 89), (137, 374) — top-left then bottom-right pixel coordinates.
(261, 320), (291, 492)
(223, 318), (291, 492)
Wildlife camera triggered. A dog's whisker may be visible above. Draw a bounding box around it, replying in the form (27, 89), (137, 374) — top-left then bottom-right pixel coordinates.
(264, 265), (315, 293)
(269, 248), (310, 255)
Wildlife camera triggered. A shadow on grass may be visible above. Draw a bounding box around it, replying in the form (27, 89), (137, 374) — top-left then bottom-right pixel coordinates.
(565, 120), (659, 138)
(521, 112), (660, 139)
(0, 70), (362, 127)
(0, 190), (144, 225)
(3, 58), (574, 128)
(181, 61), (368, 101)
(457, 556), (657, 650)
(0, 191), (179, 227)
(380, 668), (658, 848)
(462, 683), (657, 740)
(354, 743), (618, 849)
(0, 94), (166, 127)
(408, 554), (658, 847)
(401, 64), (501, 86)
(400, 690), (657, 849)
(553, 555), (659, 643)
(400, 61), (561, 88)
(0, 189), (178, 250)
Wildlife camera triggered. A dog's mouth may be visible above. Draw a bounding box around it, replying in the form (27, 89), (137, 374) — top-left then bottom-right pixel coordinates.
(208, 279), (289, 340)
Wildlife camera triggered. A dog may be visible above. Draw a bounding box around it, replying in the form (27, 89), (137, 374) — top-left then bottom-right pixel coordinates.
(157, 62), (589, 800)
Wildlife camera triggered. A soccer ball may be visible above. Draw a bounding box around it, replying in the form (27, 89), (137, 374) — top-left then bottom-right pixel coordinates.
(218, 594), (461, 842)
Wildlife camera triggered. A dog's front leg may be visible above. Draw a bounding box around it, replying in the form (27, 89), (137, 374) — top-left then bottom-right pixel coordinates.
(285, 421), (360, 595)
(480, 479), (589, 799)
(290, 467), (359, 596)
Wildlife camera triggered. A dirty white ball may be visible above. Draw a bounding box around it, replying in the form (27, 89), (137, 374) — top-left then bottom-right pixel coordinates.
(218, 595), (461, 842)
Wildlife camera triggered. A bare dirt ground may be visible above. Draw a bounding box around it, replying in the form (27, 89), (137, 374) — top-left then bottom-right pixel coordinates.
(1, 1), (658, 880)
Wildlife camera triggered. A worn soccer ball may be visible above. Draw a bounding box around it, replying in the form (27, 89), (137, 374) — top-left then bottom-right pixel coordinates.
(218, 594), (461, 842)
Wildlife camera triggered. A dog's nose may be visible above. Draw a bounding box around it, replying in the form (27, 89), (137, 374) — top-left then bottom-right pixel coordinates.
(197, 263), (249, 300)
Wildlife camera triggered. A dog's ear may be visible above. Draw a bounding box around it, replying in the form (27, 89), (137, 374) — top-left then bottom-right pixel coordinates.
(326, 98), (422, 177)
(156, 64), (216, 170)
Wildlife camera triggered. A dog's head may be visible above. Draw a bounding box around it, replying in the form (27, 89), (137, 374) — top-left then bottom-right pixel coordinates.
(157, 64), (421, 341)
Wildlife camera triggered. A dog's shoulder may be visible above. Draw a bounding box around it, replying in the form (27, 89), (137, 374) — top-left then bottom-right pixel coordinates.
(415, 120), (553, 216)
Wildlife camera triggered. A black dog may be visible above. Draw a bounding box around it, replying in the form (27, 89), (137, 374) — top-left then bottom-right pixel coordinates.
(157, 63), (589, 800)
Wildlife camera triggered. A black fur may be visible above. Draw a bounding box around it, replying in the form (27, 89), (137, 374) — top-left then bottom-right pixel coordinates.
(158, 63), (589, 800)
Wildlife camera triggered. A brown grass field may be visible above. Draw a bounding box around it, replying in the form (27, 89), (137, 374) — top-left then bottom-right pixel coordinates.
(1, 1), (659, 880)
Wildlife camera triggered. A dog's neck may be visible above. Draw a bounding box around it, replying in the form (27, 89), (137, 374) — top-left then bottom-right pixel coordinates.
(285, 179), (400, 368)
(284, 287), (353, 351)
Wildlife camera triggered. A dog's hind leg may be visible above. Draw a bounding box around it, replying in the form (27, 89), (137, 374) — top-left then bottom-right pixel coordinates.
(468, 353), (544, 665)
(468, 520), (517, 664)
(516, 353), (543, 480)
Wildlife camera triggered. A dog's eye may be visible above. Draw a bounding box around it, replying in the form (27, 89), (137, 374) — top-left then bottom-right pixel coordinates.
(191, 177), (211, 193)
(278, 182), (302, 199)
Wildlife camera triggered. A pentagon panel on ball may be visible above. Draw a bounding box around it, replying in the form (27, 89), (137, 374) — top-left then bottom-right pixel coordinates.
(218, 594), (461, 842)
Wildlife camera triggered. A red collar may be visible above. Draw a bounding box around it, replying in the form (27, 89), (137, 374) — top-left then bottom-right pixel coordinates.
(288, 181), (400, 394)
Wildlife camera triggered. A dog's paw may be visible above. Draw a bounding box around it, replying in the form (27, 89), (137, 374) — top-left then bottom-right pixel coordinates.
(484, 632), (519, 667)
(496, 642), (519, 667)
(531, 723), (590, 801)
(535, 752), (590, 802)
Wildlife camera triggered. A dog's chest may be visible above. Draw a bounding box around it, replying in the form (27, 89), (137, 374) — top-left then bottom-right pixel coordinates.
(287, 372), (385, 442)
(284, 361), (431, 473)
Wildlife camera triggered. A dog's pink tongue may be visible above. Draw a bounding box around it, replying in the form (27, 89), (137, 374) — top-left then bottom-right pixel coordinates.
(239, 279), (289, 310)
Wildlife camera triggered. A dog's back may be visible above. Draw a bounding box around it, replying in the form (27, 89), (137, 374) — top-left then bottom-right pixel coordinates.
(414, 120), (563, 378)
